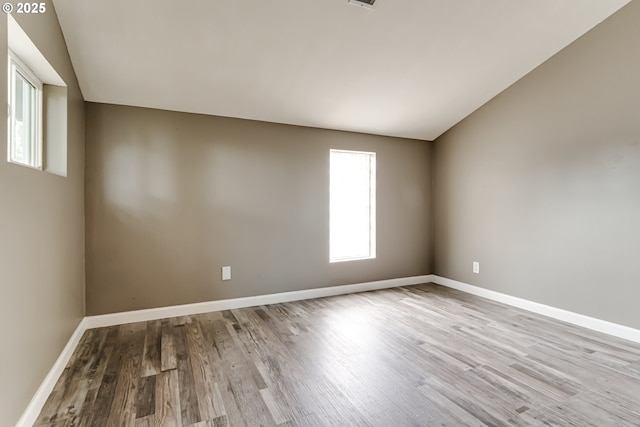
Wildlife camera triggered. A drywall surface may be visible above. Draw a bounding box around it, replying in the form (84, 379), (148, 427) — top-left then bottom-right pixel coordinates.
(433, 1), (640, 329)
(0, 3), (85, 425)
(85, 103), (431, 314)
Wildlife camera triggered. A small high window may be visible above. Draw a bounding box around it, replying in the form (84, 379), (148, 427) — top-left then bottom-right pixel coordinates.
(8, 50), (43, 169)
(330, 149), (376, 262)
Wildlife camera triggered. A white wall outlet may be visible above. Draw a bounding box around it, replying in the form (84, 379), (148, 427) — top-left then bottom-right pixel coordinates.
(222, 266), (231, 281)
(473, 262), (480, 274)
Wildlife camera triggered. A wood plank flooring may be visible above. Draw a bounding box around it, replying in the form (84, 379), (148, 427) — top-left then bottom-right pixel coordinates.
(36, 283), (640, 426)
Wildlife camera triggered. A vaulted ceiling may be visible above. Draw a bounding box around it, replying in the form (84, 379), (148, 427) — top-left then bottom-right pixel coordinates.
(52, 0), (629, 140)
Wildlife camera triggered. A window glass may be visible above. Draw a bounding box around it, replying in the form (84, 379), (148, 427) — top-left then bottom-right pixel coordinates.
(330, 149), (376, 262)
(8, 52), (42, 169)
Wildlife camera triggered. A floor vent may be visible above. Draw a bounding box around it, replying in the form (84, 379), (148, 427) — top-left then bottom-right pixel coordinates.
(348, 0), (376, 9)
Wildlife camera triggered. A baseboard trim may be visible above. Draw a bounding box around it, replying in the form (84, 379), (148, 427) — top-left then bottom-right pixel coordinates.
(84, 275), (435, 330)
(16, 275), (432, 425)
(18, 273), (640, 424)
(431, 275), (640, 344)
(16, 318), (89, 427)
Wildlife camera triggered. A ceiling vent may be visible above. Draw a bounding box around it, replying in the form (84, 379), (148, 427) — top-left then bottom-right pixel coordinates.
(348, 0), (376, 9)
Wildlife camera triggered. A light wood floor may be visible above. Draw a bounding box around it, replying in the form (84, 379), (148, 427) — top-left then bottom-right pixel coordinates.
(37, 283), (640, 426)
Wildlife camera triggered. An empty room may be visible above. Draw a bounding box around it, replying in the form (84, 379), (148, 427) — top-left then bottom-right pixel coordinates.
(2, 0), (640, 425)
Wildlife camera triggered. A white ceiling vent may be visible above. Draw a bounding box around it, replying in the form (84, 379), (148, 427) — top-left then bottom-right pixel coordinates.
(348, 0), (376, 9)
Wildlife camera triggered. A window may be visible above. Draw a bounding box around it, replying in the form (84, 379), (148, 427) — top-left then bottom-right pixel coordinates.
(8, 15), (69, 176)
(8, 50), (43, 169)
(330, 149), (376, 262)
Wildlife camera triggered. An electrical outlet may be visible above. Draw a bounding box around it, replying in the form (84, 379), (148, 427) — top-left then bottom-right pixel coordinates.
(473, 262), (480, 274)
(222, 266), (231, 281)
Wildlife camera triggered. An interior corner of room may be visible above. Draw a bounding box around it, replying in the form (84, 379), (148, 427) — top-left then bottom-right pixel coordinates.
(3, 0), (640, 425)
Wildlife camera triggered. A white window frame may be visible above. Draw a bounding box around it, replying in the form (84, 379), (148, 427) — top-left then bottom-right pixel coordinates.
(330, 149), (377, 263)
(7, 49), (43, 169)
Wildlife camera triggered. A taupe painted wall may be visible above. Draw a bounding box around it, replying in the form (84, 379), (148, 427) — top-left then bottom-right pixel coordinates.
(0, 3), (85, 426)
(85, 103), (431, 315)
(433, 1), (640, 329)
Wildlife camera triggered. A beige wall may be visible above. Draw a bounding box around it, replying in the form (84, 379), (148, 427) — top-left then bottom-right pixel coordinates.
(0, 3), (85, 426)
(85, 103), (432, 315)
(433, 2), (640, 329)
(3, 0), (639, 421)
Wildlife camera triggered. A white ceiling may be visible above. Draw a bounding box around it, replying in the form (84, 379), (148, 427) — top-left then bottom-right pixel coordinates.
(52, 0), (629, 141)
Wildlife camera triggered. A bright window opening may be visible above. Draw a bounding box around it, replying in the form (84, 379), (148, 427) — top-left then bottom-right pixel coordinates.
(7, 15), (68, 176)
(330, 149), (376, 262)
(8, 50), (43, 169)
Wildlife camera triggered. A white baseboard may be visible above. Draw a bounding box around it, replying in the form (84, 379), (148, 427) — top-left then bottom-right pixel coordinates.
(431, 275), (640, 344)
(16, 318), (89, 427)
(84, 275), (435, 329)
(18, 273), (640, 424)
(16, 275), (432, 425)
